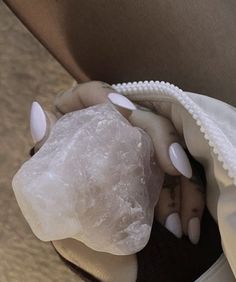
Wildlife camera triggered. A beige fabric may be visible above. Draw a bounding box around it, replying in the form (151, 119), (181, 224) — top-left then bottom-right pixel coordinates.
(53, 239), (137, 282)
(0, 3), (80, 282)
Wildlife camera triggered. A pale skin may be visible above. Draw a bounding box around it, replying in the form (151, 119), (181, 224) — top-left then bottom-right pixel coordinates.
(32, 81), (205, 244)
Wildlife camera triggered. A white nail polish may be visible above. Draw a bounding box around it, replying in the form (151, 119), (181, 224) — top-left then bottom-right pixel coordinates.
(30, 102), (47, 143)
(108, 93), (137, 110)
(188, 217), (200, 244)
(169, 143), (192, 178)
(165, 212), (182, 238)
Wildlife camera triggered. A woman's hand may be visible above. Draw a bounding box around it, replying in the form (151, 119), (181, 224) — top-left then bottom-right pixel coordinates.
(30, 81), (205, 244)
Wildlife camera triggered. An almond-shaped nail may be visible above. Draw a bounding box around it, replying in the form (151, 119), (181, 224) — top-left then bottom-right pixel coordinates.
(30, 101), (47, 143)
(165, 212), (182, 238)
(188, 217), (200, 244)
(108, 93), (137, 110)
(169, 143), (192, 178)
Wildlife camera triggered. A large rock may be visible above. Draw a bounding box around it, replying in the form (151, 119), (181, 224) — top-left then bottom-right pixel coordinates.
(12, 103), (163, 255)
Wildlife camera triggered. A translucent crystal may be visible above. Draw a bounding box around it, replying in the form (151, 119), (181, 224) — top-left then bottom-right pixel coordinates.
(12, 103), (163, 255)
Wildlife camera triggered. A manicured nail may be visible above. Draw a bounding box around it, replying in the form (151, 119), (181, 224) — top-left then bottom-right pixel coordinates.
(169, 143), (192, 178)
(188, 217), (200, 244)
(165, 212), (182, 238)
(30, 101), (47, 143)
(108, 93), (137, 110)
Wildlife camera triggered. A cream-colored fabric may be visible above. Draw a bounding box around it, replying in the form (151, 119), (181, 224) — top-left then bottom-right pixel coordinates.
(195, 254), (235, 282)
(53, 239), (137, 282)
(122, 87), (236, 280)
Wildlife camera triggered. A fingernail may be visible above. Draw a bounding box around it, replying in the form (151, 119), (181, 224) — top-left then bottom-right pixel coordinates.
(169, 143), (192, 178)
(188, 217), (200, 244)
(108, 93), (137, 110)
(165, 212), (182, 238)
(30, 101), (47, 143)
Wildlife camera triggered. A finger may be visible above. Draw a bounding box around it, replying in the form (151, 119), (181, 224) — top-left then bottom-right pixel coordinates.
(108, 93), (137, 118)
(155, 175), (182, 238)
(30, 101), (47, 143)
(54, 81), (115, 113)
(30, 101), (57, 152)
(180, 158), (205, 244)
(129, 109), (192, 177)
(55, 80), (137, 120)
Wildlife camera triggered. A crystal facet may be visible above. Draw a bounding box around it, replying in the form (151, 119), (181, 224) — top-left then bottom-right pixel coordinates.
(12, 103), (163, 255)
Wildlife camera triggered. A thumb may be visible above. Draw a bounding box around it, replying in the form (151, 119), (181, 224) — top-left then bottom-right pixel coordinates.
(30, 101), (57, 152)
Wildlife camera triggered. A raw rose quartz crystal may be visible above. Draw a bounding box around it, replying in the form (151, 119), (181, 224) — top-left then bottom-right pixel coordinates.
(12, 103), (163, 255)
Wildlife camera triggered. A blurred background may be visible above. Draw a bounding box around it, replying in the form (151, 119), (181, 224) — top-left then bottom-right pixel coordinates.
(0, 2), (82, 281)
